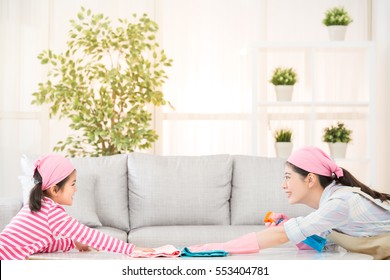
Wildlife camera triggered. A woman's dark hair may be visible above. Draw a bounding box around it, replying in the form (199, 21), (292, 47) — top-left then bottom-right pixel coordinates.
(286, 162), (390, 202)
(29, 169), (70, 212)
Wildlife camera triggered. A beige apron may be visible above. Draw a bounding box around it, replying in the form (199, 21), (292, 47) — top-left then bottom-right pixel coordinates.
(327, 187), (390, 260)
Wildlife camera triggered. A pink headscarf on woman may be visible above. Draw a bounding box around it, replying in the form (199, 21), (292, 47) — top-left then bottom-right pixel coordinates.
(287, 146), (343, 178)
(33, 154), (75, 191)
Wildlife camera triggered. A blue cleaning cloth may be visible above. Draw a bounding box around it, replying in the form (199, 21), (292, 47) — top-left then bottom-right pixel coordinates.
(180, 247), (229, 257)
(302, 235), (327, 252)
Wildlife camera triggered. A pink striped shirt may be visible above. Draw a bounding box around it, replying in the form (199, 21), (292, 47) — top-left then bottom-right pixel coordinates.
(0, 197), (134, 260)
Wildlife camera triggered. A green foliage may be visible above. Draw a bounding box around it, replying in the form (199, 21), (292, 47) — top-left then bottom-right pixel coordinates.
(32, 7), (173, 157)
(270, 67), (297, 86)
(322, 122), (352, 143)
(322, 6), (353, 26)
(274, 128), (293, 142)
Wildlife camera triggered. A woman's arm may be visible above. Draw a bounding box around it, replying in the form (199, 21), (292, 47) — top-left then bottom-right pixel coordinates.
(256, 225), (290, 250)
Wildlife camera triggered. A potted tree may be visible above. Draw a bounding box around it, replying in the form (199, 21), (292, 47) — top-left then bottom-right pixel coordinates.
(269, 67), (297, 101)
(322, 6), (353, 41)
(322, 122), (352, 158)
(274, 128), (293, 158)
(32, 7), (173, 157)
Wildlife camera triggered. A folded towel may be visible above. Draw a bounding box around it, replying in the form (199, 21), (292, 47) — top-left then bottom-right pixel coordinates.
(187, 232), (260, 254)
(180, 247), (229, 257)
(129, 245), (181, 258)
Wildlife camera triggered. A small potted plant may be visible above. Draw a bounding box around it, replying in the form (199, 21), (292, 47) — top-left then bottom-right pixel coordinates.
(322, 122), (352, 158)
(274, 128), (293, 158)
(322, 6), (353, 41)
(269, 67), (297, 101)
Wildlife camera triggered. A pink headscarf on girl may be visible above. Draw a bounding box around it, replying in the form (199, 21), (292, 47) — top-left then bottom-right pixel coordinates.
(33, 154), (75, 191)
(287, 146), (343, 178)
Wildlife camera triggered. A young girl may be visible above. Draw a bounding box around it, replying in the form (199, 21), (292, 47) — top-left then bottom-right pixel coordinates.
(189, 146), (390, 259)
(0, 154), (152, 260)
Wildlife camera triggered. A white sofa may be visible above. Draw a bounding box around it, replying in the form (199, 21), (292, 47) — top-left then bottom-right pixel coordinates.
(0, 153), (311, 248)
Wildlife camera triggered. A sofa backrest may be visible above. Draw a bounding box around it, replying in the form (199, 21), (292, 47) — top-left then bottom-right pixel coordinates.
(127, 153), (232, 230)
(230, 155), (312, 225)
(18, 153), (312, 232)
(70, 154), (130, 231)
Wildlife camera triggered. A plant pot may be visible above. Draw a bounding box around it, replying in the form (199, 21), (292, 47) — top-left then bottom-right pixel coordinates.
(274, 85), (293, 101)
(327, 26), (347, 41)
(328, 142), (348, 158)
(275, 142), (293, 158)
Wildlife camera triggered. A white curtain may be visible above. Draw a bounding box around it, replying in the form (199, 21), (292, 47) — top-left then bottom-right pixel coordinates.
(1, 0), (49, 199)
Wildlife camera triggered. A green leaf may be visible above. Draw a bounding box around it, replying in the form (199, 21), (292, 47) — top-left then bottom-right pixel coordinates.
(77, 12), (84, 20)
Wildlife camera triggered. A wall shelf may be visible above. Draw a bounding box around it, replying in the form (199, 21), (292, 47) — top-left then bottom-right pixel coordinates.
(251, 41), (376, 185)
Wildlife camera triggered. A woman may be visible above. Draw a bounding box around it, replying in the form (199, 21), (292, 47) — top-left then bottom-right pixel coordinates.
(189, 146), (390, 259)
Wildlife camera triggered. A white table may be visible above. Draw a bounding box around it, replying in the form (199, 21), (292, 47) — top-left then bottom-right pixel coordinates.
(29, 245), (372, 260)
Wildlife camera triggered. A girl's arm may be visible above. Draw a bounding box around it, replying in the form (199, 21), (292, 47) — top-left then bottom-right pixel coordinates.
(47, 205), (135, 255)
(38, 237), (75, 253)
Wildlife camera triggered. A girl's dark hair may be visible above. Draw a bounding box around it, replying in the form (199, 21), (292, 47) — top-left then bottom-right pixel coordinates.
(286, 162), (390, 202)
(29, 169), (70, 212)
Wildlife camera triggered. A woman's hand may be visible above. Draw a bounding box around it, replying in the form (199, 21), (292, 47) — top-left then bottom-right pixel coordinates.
(74, 241), (92, 252)
(264, 212), (289, 227)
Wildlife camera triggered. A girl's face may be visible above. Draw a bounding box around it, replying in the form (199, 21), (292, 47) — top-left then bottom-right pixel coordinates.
(54, 171), (77, 206)
(282, 165), (309, 205)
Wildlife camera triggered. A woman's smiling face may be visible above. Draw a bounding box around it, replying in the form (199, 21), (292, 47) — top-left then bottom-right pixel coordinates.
(282, 165), (309, 205)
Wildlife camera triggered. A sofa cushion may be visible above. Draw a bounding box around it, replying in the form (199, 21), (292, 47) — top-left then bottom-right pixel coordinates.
(19, 153), (39, 205)
(0, 198), (23, 232)
(231, 155), (312, 225)
(70, 154), (130, 231)
(93, 226), (128, 242)
(63, 174), (102, 227)
(127, 153), (232, 229)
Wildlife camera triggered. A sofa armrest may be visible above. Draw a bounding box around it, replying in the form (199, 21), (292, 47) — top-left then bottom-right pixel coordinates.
(0, 197), (23, 231)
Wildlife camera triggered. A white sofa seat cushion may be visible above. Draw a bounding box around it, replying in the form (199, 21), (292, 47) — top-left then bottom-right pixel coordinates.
(128, 153), (232, 230)
(92, 226), (128, 242)
(231, 155), (312, 225)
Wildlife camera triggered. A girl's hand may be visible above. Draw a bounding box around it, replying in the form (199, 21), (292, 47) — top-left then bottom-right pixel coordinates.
(75, 241), (92, 252)
(133, 246), (155, 253)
